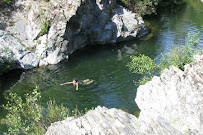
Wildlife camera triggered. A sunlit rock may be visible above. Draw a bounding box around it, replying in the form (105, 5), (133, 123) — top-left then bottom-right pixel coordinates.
(0, 0), (148, 70)
(136, 53), (203, 134)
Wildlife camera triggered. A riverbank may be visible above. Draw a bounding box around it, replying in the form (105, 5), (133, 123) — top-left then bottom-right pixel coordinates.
(46, 53), (203, 135)
(0, 0), (148, 75)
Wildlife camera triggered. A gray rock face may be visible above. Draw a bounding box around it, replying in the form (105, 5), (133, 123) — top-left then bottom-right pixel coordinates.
(45, 54), (203, 135)
(0, 0), (148, 70)
(45, 106), (182, 135)
(136, 53), (203, 135)
(0, 30), (40, 69)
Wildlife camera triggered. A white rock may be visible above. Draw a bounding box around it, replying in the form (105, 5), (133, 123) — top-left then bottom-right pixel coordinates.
(136, 53), (203, 134)
(0, 0), (148, 71)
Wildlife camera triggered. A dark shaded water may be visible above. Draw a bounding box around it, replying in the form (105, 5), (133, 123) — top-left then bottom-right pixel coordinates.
(0, 0), (203, 133)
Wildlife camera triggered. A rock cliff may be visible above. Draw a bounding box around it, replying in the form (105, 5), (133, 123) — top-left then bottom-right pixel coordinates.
(46, 53), (203, 135)
(136, 53), (203, 134)
(0, 0), (148, 70)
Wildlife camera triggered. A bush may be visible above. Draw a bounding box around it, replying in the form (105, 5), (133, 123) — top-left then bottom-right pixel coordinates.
(1, 87), (45, 134)
(160, 32), (200, 70)
(117, 0), (184, 17)
(127, 54), (159, 85)
(127, 32), (201, 85)
(117, 0), (158, 17)
(134, 0), (158, 17)
(0, 87), (85, 134)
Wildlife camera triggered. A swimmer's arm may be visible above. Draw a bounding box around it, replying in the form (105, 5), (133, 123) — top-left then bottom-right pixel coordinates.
(76, 83), (78, 90)
(60, 82), (73, 85)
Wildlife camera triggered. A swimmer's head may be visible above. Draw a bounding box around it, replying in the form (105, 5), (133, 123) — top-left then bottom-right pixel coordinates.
(73, 78), (78, 83)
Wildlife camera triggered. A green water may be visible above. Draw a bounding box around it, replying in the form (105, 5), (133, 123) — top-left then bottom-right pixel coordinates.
(0, 0), (203, 133)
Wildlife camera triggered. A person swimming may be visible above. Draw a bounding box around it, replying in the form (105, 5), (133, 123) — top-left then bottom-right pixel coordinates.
(60, 78), (94, 90)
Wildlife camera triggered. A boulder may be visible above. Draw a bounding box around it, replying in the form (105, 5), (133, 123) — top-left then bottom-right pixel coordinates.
(136, 53), (203, 134)
(0, 0), (148, 70)
(45, 106), (182, 135)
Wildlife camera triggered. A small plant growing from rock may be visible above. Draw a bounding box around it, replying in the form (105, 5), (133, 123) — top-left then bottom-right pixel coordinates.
(40, 19), (49, 36)
(38, 8), (50, 37)
(43, 0), (50, 2)
(37, 39), (41, 44)
(27, 5), (31, 11)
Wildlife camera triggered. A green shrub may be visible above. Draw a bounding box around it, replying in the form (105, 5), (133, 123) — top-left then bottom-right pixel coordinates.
(127, 54), (159, 85)
(46, 100), (70, 124)
(127, 32), (201, 85)
(117, 0), (158, 17)
(134, 0), (158, 17)
(117, 0), (184, 17)
(161, 45), (196, 70)
(160, 32), (200, 70)
(0, 87), (86, 134)
(1, 87), (45, 135)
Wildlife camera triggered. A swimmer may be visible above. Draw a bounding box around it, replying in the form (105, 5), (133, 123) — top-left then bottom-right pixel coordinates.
(60, 78), (94, 90)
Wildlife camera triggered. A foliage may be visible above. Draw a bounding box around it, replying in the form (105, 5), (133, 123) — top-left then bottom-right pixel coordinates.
(1, 87), (45, 135)
(40, 20), (49, 36)
(133, 0), (158, 17)
(37, 40), (41, 44)
(46, 100), (69, 124)
(0, 0), (13, 6)
(127, 32), (201, 85)
(160, 32), (200, 70)
(38, 8), (49, 37)
(117, 0), (184, 17)
(117, 0), (158, 17)
(0, 87), (87, 135)
(0, 47), (15, 76)
(161, 44), (196, 70)
(127, 54), (159, 84)
(43, 0), (50, 2)
(27, 5), (31, 11)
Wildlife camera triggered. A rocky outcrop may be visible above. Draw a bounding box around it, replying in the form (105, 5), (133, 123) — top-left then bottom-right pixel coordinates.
(46, 53), (203, 135)
(45, 106), (182, 135)
(136, 53), (203, 135)
(0, 0), (148, 70)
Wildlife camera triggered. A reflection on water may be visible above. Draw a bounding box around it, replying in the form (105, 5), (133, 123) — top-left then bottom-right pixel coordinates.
(0, 1), (203, 132)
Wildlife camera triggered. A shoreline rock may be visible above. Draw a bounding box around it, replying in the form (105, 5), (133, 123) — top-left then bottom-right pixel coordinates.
(136, 53), (203, 134)
(0, 0), (148, 71)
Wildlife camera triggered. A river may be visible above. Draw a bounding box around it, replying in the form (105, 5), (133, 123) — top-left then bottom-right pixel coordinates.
(0, 0), (203, 133)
